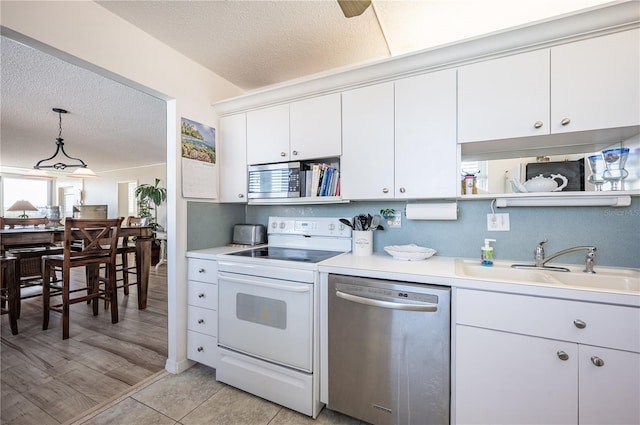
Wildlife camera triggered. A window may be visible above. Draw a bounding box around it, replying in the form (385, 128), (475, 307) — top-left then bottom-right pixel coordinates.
(1, 177), (50, 217)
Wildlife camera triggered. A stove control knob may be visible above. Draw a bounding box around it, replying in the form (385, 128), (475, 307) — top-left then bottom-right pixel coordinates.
(279, 222), (286, 229)
(328, 223), (335, 231)
(271, 222), (278, 229)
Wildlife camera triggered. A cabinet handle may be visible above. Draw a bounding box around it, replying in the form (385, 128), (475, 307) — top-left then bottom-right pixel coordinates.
(292, 150), (298, 156)
(238, 194), (244, 198)
(591, 356), (605, 367)
(399, 187), (406, 193)
(534, 121), (544, 129)
(198, 268), (206, 273)
(280, 152), (286, 157)
(573, 319), (586, 329)
(382, 188), (389, 194)
(198, 293), (205, 298)
(197, 346), (204, 352)
(561, 118), (571, 126)
(557, 351), (569, 361)
(198, 319), (204, 324)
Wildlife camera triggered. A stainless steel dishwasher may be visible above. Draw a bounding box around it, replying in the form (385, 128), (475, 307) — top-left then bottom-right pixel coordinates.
(328, 274), (451, 425)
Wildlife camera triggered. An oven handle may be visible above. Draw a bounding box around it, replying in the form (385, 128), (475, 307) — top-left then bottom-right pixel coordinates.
(218, 272), (311, 293)
(336, 290), (438, 312)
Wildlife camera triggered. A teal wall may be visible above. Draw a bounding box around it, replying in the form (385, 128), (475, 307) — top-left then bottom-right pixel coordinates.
(188, 199), (639, 268)
(186, 202), (245, 250)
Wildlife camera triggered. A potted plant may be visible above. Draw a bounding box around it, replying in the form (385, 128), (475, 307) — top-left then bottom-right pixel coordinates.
(135, 178), (167, 235)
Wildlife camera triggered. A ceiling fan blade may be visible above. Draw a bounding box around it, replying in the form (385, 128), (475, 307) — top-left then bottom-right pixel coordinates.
(338, 0), (372, 18)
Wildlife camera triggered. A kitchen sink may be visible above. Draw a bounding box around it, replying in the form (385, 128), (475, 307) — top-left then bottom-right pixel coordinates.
(552, 269), (640, 292)
(454, 259), (640, 294)
(455, 260), (557, 284)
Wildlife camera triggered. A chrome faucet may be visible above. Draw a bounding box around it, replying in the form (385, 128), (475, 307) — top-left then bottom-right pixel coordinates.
(513, 240), (597, 273)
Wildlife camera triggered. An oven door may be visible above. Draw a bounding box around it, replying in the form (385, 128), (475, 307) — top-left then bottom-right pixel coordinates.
(218, 271), (313, 372)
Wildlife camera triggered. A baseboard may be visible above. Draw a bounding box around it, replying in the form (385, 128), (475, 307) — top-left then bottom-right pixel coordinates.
(165, 356), (195, 374)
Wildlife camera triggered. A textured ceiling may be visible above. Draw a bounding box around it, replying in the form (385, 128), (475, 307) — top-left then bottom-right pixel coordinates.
(0, 0), (613, 174)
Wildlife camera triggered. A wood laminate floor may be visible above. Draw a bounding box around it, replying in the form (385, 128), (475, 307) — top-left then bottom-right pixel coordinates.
(1, 264), (168, 425)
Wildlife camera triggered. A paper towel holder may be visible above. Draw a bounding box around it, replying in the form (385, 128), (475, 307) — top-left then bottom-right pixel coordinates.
(404, 201), (458, 220)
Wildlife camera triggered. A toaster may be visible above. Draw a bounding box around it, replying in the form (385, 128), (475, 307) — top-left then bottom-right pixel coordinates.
(232, 224), (267, 245)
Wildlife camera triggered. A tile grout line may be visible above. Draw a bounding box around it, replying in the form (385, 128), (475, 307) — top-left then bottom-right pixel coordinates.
(63, 369), (169, 425)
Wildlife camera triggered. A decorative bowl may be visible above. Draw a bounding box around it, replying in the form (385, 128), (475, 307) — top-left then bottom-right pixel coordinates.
(384, 244), (437, 261)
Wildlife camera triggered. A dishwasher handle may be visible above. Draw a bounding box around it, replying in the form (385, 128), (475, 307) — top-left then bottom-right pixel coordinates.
(335, 290), (438, 312)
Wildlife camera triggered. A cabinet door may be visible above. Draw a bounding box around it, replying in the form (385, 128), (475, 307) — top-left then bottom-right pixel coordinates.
(341, 82), (395, 200)
(290, 93), (341, 161)
(246, 104), (289, 165)
(219, 114), (248, 202)
(458, 49), (550, 142)
(551, 29), (640, 133)
(455, 325), (577, 425)
(395, 69), (457, 198)
(579, 345), (640, 425)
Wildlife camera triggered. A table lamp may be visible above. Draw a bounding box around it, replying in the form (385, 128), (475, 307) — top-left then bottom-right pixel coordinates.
(7, 200), (38, 218)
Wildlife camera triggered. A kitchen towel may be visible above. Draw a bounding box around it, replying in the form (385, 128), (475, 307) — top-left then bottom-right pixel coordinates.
(405, 202), (458, 220)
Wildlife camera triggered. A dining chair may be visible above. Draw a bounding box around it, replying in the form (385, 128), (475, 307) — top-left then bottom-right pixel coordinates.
(42, 218), (122, 339)
(115, 216), (149, 297)
(0, 256), (19, 335)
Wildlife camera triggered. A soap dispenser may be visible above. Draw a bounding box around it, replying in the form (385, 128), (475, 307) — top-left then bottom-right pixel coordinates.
(481, 239), (496, 267)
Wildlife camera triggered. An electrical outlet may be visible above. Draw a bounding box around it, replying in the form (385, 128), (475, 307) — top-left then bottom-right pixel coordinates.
(487, 213), (510, 231)
(389, 215), (401, 228)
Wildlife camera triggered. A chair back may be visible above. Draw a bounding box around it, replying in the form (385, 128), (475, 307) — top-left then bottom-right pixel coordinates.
(63, 218), (122, 266)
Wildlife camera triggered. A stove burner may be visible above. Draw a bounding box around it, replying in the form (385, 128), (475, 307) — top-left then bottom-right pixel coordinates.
(229, 246), (341, 263)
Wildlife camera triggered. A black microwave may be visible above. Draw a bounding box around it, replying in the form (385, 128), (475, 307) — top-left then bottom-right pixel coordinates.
(248, 162), (301, 199)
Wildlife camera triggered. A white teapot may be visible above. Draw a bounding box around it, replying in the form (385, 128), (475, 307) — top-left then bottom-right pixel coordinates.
(523, 174), (568, 192)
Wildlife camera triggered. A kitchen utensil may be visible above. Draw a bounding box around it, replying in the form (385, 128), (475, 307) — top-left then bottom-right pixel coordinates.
(339, 218), (354, 229)
(370, 215), (380, 231)
(353, 216), (361, 231)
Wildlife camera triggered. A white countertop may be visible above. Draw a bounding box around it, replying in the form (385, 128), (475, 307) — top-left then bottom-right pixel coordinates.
(186, 247), (640, 307)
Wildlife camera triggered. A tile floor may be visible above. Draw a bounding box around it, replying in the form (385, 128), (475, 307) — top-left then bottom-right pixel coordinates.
(71, 364), (368, 425)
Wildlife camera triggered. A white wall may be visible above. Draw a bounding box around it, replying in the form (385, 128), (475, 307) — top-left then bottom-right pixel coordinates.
(83, 164), (167, 226)
(1, 1), (243, 373)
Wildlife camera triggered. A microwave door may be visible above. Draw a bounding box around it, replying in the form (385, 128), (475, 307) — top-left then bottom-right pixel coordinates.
(248, 163), (301, 198)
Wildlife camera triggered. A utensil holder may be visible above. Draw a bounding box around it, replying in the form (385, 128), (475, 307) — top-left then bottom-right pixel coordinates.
(352, 231), (373, 256)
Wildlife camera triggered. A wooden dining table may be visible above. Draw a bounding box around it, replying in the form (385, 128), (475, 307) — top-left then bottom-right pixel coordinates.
(0, 226), (154, 309)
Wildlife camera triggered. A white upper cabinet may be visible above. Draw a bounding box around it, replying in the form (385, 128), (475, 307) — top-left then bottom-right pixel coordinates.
(458, 28), (640, 144)
(341, 82), (395, 200)
(246, 104), (289, 165)
(551, 29), (640, 133)
(219, 114), (248, 203)
(290, 93), (342, 161)
(246, 93), (342, 165)
(395, 69), (458, 198)
(458, 49), (550, 143)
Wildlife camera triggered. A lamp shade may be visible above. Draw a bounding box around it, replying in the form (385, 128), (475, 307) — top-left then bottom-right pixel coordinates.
(7, 200), (38, 212)
(7, 200), (39, 218)
(70, 168), (98, 178)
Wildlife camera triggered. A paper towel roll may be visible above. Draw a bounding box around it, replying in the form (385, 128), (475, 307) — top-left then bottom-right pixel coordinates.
(405, 202), (458, 220)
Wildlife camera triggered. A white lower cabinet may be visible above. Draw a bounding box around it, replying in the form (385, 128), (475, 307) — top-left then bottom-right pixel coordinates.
(454, 289), (640, 425)
(186, 258), (219, 369)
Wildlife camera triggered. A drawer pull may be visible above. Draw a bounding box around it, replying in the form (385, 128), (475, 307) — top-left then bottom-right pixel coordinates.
(573, 319), (587, 329)
(198, 268), (206, 273)
(198, 293), (206, 298)
(561, 117), (571, 126)
(382, 188), (389, 194)
(557, 351), (569, 361)
(197, 346), (204, 352)
(198, 319), (204, 324)
(591, 356), (605, 367)
(534, 121), (544, 129)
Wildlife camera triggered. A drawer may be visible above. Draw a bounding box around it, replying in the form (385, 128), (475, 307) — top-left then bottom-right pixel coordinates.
(187, 330), (218, 369)
(188, 305), (218, 337)
(456, 289), (640, 353)
(188, 281), (218, 309)
(188, 258), (218, 283)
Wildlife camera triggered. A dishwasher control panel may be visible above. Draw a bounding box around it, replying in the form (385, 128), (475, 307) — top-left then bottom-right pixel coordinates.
(336, 283), (439, 304)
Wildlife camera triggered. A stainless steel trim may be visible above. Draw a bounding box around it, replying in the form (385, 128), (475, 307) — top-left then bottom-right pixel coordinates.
(335, 290), (438, 312)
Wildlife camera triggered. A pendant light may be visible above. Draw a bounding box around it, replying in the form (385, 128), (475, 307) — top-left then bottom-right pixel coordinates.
(33, 108), (97, 177)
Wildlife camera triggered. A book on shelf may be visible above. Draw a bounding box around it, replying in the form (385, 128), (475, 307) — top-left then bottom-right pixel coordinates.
(301, 161), (340, 197)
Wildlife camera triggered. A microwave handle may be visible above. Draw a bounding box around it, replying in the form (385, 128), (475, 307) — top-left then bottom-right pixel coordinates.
(218, 272), (311, 293)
